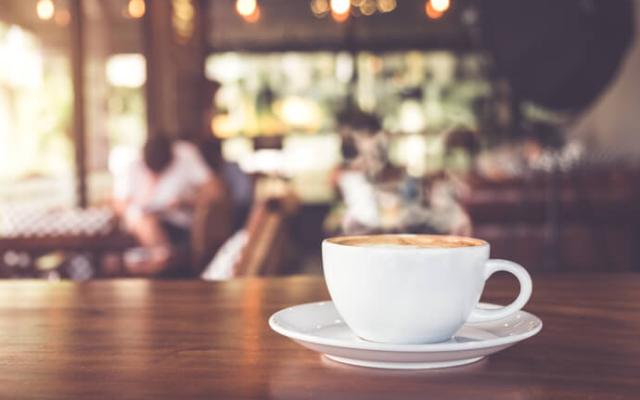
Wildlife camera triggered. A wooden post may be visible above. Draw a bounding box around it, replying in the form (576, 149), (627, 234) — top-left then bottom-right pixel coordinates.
(143, 0), (209, 140)
(69, 0), (87, 208)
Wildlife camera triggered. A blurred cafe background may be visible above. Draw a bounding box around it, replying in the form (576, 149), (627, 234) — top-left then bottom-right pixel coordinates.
(0, 0), (639, 280)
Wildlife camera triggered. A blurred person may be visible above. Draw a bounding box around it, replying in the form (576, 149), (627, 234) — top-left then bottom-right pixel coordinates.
(189, 137), (241, 273)
(443, 128), (482, 175)
(420, 170), (473, 237)
(328, 117), (475, 236)
(113, 135), (211, 276)
(329, 111), (415, 234)
(476, 122), (567, 180)
(197, 136), (254, 229)
(329, 135), (360, 190)
(397, 128), (480, 237)
(440, 127), (482, 203)
(325, 135), (370, 233)
(329, 112), (383, 233)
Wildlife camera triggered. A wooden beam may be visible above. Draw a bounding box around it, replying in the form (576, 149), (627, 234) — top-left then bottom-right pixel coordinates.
(142, 0), (166, 138)
(69, 0), (88, 208)
(143, 0), (209, 140)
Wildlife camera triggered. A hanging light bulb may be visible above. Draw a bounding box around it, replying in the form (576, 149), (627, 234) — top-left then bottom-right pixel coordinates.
(425, 0), (444, 19)
(128, 0), (146, 19)
(331, 0), (350, 22)
(244, 4), (261, 23)
(331, 0), (350, 14)
(36, 0), (55, 21)
(430, 0), (450, 13)
(236, 0), (260, 23)
(236, 0), (257, 17)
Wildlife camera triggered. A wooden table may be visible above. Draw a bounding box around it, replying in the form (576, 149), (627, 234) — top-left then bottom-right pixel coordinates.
(0, 206), (134, 277)
(0, 233), (135, 278)
(0, 274), (638, 399)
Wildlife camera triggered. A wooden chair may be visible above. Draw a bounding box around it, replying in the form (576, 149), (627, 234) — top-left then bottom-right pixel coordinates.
(189, 178), (235, 275)
(233, 194), (299, 277)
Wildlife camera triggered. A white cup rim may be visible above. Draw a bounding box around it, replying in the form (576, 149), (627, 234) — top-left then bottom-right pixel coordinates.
(323, 234), (489, 252)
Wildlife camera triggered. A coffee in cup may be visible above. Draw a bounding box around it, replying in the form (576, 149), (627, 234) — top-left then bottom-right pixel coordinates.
(322, 234), (532, 344)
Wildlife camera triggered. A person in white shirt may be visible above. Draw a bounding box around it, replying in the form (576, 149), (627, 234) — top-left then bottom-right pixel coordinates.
(113, 135), (211, 276)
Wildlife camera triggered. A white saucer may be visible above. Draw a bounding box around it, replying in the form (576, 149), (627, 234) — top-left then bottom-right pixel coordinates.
(269, 301), (542, 370)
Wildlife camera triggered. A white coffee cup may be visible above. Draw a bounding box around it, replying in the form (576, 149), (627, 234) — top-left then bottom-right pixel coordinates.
(322, 234), (532, 344)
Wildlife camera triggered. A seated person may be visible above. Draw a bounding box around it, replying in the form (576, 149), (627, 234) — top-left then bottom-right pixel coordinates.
(113, 135), (211, 276)
(328, 113), (472, 236)
(198, 136), (254, 229)
(190, 137), (236, 273)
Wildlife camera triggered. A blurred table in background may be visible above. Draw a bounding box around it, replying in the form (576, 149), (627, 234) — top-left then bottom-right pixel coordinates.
(0, 207), (133, 278)
(465, 168), (640, 272)
(292, 167), (640, 275)
(0, 274), (637, 399)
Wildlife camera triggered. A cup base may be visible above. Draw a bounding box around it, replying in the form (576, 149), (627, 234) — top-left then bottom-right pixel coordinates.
(325, 355), (485, 370)
(356, 333), (454, 345)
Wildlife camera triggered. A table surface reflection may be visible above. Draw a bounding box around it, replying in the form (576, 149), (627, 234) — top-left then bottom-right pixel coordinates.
(0, 274), (638, 399)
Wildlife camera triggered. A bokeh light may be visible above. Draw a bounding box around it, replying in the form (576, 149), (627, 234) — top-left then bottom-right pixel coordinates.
(54, 9), (71, 26)
(330, 0), (351, 15)
(36, 0), (55, 21)
(425, 1), (444, 19)
(310, 0), (330, 18)
(236, 0), (260, 23)
(236, 0), (257, 17)
(360, 0), (377, 16)
(430, 0), (450, 13)
(377, 0), (397, 13)
(128, 0), (146, 19)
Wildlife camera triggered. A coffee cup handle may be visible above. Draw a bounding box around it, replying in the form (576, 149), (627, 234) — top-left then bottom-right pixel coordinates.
(467, 259), (532, 323)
